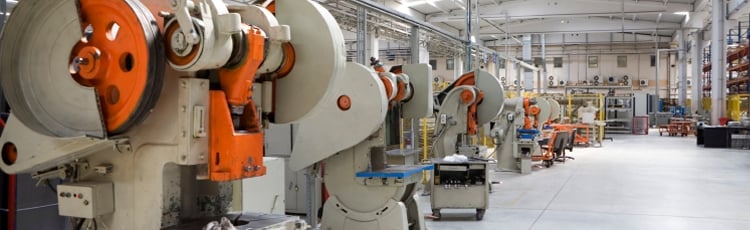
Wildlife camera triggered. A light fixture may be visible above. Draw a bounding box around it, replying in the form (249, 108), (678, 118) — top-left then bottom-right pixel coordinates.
(403, 0), (427, 6)
(470, 35), (476, 43)
(404, 0), (440, 7)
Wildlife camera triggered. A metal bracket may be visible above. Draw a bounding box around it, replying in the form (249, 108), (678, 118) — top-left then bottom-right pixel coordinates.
(169, 0), (199, 45)
(31, 161), (90, 186)
(115, 140), (133, 153)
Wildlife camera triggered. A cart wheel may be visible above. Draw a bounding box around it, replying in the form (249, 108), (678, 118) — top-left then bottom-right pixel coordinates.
(544, 160), (552, 168)
(432, 209), (441, 220)
(476, 209), (485, 221)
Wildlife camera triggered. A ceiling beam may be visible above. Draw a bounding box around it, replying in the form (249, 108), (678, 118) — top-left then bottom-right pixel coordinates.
(478, 17), (689, 35)
(426, 0), (693, 22)
(483, 32), (672, 46)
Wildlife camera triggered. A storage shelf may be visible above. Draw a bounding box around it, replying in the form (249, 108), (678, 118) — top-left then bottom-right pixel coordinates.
(702, 44), (750, 98)
(702, 45), (750, 72)
(604, 95), (633, 134)
(727, 46), (750, 62)
(727, 77), (750, 86)
(729, 63), (750, 72)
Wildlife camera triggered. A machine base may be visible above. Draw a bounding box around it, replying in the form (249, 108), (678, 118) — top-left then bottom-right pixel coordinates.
(520, 158), (532, 174)
(163, 212), (307, 230)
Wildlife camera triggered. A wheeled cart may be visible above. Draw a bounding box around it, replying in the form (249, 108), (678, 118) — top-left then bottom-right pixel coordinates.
(430, 161), (489, 220)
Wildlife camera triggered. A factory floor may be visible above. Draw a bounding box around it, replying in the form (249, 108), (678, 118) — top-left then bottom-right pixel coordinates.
(422, 129), (750, 230)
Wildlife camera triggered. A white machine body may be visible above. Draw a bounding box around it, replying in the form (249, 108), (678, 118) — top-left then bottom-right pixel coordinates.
(429, 70), (503, 220)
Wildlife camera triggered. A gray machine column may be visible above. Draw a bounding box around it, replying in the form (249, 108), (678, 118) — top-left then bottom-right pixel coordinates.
(464, 0), (477, 72)
(368, 32), (379, 62)
(356, 6), (368, 64)
(523, 34), (533, 92)
(410, 26), (430, 64)
(691, 31), (704, 115)
(711, 0), (727, 125)
(678, 30), (688, 108)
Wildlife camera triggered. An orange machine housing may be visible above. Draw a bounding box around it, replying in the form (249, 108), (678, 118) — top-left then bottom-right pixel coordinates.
(453, 72), (484, 135)
(209, 25), (268, 181)
(523, 98), (540, 130)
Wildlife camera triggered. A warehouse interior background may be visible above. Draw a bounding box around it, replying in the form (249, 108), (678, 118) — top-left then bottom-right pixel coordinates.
(0, 0), (750, 229)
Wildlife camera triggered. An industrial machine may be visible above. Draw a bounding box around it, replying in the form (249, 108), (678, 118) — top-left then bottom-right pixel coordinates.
(429, 70), (504, 220)
(493, 96), (555, 174)
(0, 0), (434, 229)
(290, 57), (434, 230)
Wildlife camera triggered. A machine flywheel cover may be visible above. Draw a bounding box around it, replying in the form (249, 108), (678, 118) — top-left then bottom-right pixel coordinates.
(71, 0), (165, 135)
(0, 0), (102, 137)
(0, 0), (165, 137)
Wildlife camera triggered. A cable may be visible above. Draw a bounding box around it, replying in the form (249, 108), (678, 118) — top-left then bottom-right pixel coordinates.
(44, 179), (57, 194)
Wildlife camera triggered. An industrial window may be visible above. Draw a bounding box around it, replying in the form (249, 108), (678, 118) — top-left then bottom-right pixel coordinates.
(553, 57), (563, 68)
(650, 55), (656, 67)
(534, 57), (543, 67)
(446, 58), (454, 70)
(617, 56), (627, 68)
(429, 59), (437, 70)
(499, 58), (506, 69)
(588, 56), (598, 68)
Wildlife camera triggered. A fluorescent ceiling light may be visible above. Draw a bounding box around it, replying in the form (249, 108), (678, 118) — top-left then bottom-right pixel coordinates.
(404, 0), (439, 7)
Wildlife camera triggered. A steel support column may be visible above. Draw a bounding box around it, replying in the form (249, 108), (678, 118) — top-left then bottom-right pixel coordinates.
(410, 26), (420, 64)
(711, 0), (727, 124)
(691, 31), (704, 114)
(678, 30), (688, 107)
(523, 35), (533, 92)
(356, 6), (367, 64)
(541, 34), (547, 93)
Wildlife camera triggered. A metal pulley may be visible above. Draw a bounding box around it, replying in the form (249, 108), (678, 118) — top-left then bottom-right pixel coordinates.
(0, 0), (165, 137)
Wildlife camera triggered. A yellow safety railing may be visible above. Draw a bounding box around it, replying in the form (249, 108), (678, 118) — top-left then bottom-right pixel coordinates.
(422, 118), (429, 184)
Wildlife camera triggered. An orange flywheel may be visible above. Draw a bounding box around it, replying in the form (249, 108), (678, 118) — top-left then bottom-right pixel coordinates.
(71, 0), (164, 135)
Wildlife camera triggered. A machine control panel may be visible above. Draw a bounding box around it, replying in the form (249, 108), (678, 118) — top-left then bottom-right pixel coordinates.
(57, 182), (114, 218)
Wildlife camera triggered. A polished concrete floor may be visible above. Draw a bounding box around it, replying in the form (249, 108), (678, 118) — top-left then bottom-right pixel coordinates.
(423, 130), (750, 230)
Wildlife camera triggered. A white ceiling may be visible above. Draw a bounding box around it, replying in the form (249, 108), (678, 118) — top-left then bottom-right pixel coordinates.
(394, 0), (728, 46)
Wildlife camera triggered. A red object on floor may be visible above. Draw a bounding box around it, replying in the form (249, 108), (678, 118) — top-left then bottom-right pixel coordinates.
(720, 117), (731, 126)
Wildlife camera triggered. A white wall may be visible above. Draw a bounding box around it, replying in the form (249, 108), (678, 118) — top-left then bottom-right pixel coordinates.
(492, 44), (692, 98)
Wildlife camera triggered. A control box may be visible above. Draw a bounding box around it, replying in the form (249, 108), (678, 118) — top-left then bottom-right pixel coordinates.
(57, 182), (114, 218)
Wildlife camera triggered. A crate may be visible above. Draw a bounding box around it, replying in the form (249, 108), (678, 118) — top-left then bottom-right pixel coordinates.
(632, 116), (649, 135)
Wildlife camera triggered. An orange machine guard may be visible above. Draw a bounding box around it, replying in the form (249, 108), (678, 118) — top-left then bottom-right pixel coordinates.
(208, 25), (267, 181)
(523, 98), (540, 129)
(453, 72), (483, 135)
(218, 26), (265, 106)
